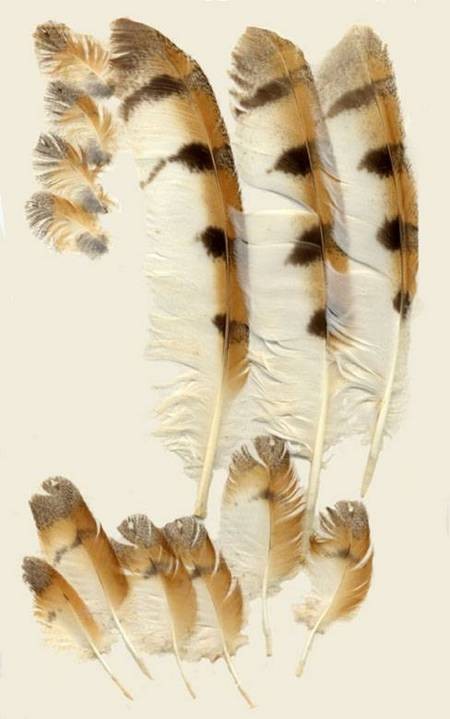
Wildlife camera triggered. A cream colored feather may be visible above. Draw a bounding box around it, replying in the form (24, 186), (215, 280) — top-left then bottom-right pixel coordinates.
(294, 500), (373, 675)
(164, 516), (253, 707)
(114, 515), (197, 698)
(110, 19), (249, 518)
(220, 436), (305, 655)
(317, 26), (418, 495)
(231, 27), (349, 554)
(29, 478), (152, 679)
(23, 557), (132, 699)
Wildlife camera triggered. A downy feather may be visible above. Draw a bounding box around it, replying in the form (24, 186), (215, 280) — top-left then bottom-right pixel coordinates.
(29, 477), (151, 679)
(34, 22), (113, 97)
(26, 191), (109, 257)
(316, 26), (418, 495)
(45, 81), (117, 167)
(230, 27), (349, 553)
(114, 514), (197, 698)
(294, 500), (373, 675)
(33, 133), (114, 213)
(110, 18), (249, 518)
(163, 516), (253, 707)
(220, 435), (305, 655)
(22, 556), (132, 699)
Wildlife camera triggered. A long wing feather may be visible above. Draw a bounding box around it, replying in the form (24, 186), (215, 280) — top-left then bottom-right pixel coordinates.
(29, 478), (151, 679)
(109, 19), (249, 518)
(294, 500), (373, 675)
(231, 26), (348, 553)
(115, 514), (197, 698)
(220, 435), (305, 655)
(34, 22), (113, 97)
(22, 557), (132, 699)
(163, 516), (253, 707)
(316, 26), (418, 495)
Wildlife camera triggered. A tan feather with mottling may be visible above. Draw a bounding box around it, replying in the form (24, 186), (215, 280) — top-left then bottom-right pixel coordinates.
(294, 501), (373, 675)
(220, 436), (305, 655)
(22, 556), (132, 699)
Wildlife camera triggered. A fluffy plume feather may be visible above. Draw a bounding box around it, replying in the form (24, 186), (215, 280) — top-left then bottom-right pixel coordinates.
(231, 26), (349, 554)
(34, 22), (113, 97)
(114, 514), (197, 698)
(316, 26), (418, 495)
(25, 191), (108, 257)
(45, 81), (117, 167)
(110, 18), (249, 518)
(164, 516), (253, 707)
(33, 133), (114, 213)
(220, 436), (305, 655)
(29, 478), (152, 679)
(294, 500), (373, 675)
(22, 556), (132, 699)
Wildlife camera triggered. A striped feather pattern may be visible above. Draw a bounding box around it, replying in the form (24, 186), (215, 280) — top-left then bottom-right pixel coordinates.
(317, 26), (418, 494)
(110, 19), (249, 517)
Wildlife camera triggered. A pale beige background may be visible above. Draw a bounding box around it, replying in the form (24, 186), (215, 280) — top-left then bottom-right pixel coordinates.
(0, 0), (448, 717)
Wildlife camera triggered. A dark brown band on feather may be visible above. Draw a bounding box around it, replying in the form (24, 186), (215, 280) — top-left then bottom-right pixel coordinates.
(213, 314), (249, 344)
(358, 143), (404, 178)
(240, 79), (290, 109)
(393, 290), (411, 317)
(121, 75), (185, 121)
(287, 225), (323, 266)
(274, 144), (313, 177)
(200, 226), (227, 259)
(170, 142), (214, 172)
(307, 308), (327, 338)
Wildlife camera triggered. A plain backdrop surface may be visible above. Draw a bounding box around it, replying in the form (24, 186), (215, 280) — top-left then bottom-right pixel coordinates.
(0, 1), (448, 718)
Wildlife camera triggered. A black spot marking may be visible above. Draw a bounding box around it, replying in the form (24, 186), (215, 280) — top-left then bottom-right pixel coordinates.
(241, 79), (289, 109)
(213, 314), (249, 343)
(200, 226), (227, 258)
(307, 308), (327, 338)
(121, 75), (184, 121)
(377, 217), (401, 251)
(171, 143), (214, 172)
(191, 567), (203, 579)
(274, 144), (312, 176)
(327, 83), (375, 118)
(47, 610), (57, 622)
(393, 290), (411, 318)
(359, 143), (404, 178)
(287, 225), (322, 266)
(54, 546), (68, 565)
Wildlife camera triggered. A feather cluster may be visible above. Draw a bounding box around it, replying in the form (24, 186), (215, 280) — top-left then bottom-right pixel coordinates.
(25, 22), (118, 257)
(23, 17), (417, 704)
